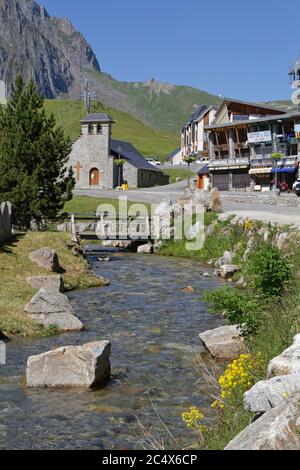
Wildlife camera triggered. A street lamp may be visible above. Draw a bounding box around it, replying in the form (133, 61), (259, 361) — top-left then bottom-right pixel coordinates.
(183, 146), (197, 189)
(114, 146), (125, 189)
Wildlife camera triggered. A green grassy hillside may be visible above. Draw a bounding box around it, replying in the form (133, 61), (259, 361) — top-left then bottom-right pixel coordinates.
(86, 71), (221, 133)
(44, 99), (179, 159)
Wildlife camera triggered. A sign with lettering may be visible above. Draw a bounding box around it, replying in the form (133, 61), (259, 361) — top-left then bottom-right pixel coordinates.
(247, 131), (272, 144)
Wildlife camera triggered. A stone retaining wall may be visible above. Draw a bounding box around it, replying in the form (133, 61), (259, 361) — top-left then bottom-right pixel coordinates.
(0, 201), (12, 244)
(194, 191), (300, 208)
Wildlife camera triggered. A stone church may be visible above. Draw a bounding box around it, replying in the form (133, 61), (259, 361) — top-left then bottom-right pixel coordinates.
(67, 114), (168, 189)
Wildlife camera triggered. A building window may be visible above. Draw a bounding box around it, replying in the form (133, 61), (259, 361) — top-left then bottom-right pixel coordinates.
(88, 124), (93, 135)
(97, 124), (102, 134)
(233, 114), (249, 121)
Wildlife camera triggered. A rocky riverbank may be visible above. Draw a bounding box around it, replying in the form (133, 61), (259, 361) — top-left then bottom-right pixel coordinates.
(162, 210), (300, 449)
(0, 231), (108, 338)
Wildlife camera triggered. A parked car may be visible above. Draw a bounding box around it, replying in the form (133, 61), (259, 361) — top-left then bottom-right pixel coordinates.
(293, 180), (300, 196)
(195, 157), (210, 165)
(292, 179), (300, 191)
(146, 158), (161, 167)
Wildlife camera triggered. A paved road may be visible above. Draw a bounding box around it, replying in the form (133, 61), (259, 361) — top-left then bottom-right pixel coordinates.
(74, 179), (187, 204)
(74, 183), (300, 227)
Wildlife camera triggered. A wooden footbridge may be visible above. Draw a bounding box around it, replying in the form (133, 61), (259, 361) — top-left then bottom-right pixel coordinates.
(62, 212), (159, 241)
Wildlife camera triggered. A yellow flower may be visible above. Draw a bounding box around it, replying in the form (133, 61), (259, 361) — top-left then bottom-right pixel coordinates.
(182, 406), (207, 435)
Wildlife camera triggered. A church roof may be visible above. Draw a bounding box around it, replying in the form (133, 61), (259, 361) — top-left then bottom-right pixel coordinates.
(80, 113), (115, 123)
(111, 139), (162, 172)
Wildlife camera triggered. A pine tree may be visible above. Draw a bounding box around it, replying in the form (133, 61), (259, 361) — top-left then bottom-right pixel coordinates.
(0, 76), (75, 229)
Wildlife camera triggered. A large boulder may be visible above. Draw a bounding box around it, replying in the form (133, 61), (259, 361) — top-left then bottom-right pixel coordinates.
(220, 264), (241, 279)
(26, 275), (64, 293)
(209, 188), (223, 214)
(24, 288), (83, 332)
(26, 341), (111, 389)
(268, 334), (300, 378)
(244, 374), (300, 413)
(137, 243), (154, 254)
(29, 247), (60, 272)
(199, 325), (244, 359)
(225, 401), (300, 450)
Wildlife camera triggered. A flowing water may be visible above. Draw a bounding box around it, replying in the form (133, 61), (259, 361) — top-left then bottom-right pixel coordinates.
(0, 248), (224, 449)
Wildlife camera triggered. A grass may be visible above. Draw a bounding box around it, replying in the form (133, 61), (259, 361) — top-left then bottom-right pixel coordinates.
(159, 214), (240, 262)
(44, 99), (179, 160)
(88, 70), (221, 133)
(164, 168), (196, 184)
(62, 196), (151, 216)
(158, 217), (300, 449)
(0, 231), (107, 338)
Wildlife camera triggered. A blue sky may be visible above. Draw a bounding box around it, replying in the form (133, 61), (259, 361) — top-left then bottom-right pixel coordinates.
(42, 0), (300, 101)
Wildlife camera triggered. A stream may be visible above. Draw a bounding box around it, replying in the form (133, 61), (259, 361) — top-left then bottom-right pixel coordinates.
(0, 248), (224, 450)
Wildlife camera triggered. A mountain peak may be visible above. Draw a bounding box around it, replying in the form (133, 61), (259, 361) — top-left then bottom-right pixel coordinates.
(0, 0), (100, 97)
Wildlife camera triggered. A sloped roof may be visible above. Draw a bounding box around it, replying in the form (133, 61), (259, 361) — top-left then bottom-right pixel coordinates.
(197, 164), (210, 175)
(165, 147), (181, 161)
(182, 105), (217, 130)
(205, 111), (300, 131)
(111, 139), (161, 172)
(80, 113), (115, 123)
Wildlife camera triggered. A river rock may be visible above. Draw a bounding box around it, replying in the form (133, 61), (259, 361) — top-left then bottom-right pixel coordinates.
(0, 330), (7, 364)
(0, 330), (9, 341)
(102, 240), (133, 250)
(26, 275), (64, 292)
(225, 401), (300, 450)
(222, 251), (235, 264)
(181, 286), (194, 293)
(220, 264), (241, 279)
(137, 243), (153, 254)
(29, 247), (60, 272)
(276, 232), (289, 251)
(187, 221), (204, 239)
(268, 334), (300, 378)
(236, 276), (246, 286)
(209, 188), (223, 213)
(24, 288), (83, 332)
(26, 341), (111, 388)
(244, 374), (300, 413)
(199, 325), (244, 359)
(215, 251), (235, 268)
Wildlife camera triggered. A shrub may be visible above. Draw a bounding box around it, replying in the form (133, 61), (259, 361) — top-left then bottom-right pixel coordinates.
(203, 286), (264, 336)
(244, 242), (293, 297)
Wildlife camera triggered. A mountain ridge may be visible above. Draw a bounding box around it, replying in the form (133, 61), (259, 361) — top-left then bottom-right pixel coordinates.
(0, 0), (220, 131)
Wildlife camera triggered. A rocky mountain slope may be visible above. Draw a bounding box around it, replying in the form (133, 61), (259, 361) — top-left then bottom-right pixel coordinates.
(0, 0), (100, 98)
(0, 0), (220, 131)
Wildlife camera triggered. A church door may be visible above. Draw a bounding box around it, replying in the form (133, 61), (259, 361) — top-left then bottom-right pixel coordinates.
(89, 168), (100, 186)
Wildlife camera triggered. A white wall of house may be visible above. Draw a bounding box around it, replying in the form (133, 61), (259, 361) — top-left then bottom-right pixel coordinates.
(171, 149), (184, 165)
(181, 107), (217, 158)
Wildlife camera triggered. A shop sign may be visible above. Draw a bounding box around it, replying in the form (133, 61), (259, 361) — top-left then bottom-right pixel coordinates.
(247, 130), (272, 144)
